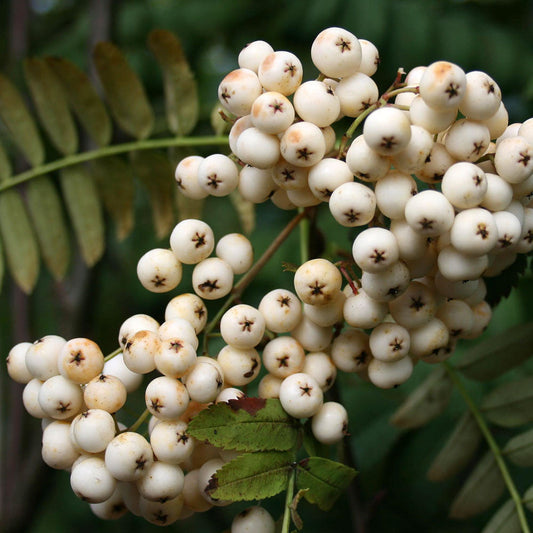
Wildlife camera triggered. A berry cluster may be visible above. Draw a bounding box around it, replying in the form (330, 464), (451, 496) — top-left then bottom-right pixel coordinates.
(6, 26), (533, 529)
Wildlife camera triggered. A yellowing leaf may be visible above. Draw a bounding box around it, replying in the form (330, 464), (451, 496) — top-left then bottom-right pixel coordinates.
(93, 42), (154, 140)
(503, 428), (533, 467)
(46, 57), (112, 147)
(0, 75), (44, 167)
(230, 190), (255, 236)
(60, 165), (105, 266)
(0, 189), (40, 293)
(481, 375), (533, 428)
(207, 451), (292, 502)
(481, 499), (521, 533)
(23, 57), (78, 156)
(148, 29), (198, 136)
(456, 322), (533, 381)
(449, 451), (505, 519)
(427, 412), (482, 482)
(90, 157), (135, 240)
(26, 177), (70, 280)
(390, 367), (453, 429)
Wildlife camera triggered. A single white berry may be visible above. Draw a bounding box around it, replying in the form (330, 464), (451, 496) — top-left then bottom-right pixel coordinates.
(58, 337), (104, 384)
(41, 420), (80, 469)
(136, 461), (185, 502)
(183, 357), (224, 403)
(155, 337), (197, 379)
(358, 39), (380, 76)
(303, 351), (337, 392)
(437, 245), (489, 281)
(293, 80), (341, 127)
(6, 342), (33, 384)
(137, 248), (183, 293)
(38, 374), (83, 420)
(449, 208), (497, 255)
(311, 27), (362, 78)
(118, 314), (159, 350)
(231, 505), (276, 533)
(238, 40), (274, 73)
(145, 375), (190, 420)
(217, 345), (261, 386)
(390, 219), (430, 261)
(239, 165), (278, 204)
(84, 373), (127, 413)
(303, 290), (346, 327)
(150, 420), (194, 465)
(103, 352), (143, 393)
(444, 119), (490, 162)
(72, 409), (116, 453)
(279, 372), (324, 419)
(363, 106), (411, 156)
(360, 261), (411, 302)
(165, 293), (207, 335)
(235, 127), (280, 169)
(330, 327), (370, 373)
(197, 153), (239, 197)
(335, 72), (379, 118)
(345, 134), (390, 182)
(71, 457), (116, 503)
(192, 257), (234, 300)
(220, 304), (266, 349)
(272, 159), (309, 190)
(218, 68), (263, 116)
(25, 335), (65, 381)
(105, 432), (154, 482)
(459, 71), (502, 120)
(419, 61), (466, 111)
(329, 181), (376, 227)
(280, 121), (326, 168)
(367, 356), (413, 389)
(262, 336), (305, 379)
(251, 91), (294, 134)
(388, 281), (437, 328)
(216, 233), (254, 275)
(258, 373), (283, 399)
(311, 401), (348, 445)
(369, 322), (411, 362)
(293, 258), (342, 306)
(343, 289), (388, 329)
(258, 51), (303, 96)
(175, 155), (209, 200)
(481, 172), (513, 211)
(436, 299), (475, 338)
(374, 171), (418, 221)
(352, 227), (400, 273)
(391, 125), (434, 174)
(258, 288), (303, 333)
(405, 190), (455, 237)
(122, 330), (160, 374)
(23, 378), (47, 418)
(308, 158), (353, 202)
(409, 95), (456, 134)
(409, 317), (450, 359)
(291, 315), (333, 352)
(494, 136), (533, 184)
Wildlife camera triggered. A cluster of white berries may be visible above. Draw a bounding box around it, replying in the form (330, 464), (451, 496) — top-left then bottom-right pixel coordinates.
(6, 26), (533, 528)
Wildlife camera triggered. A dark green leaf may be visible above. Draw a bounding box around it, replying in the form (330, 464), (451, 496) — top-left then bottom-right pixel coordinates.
(26, 177), (70, 280)
(296, 457), (357, 511)
(0, 142), (12, 181)
(524, 485), (533, 512)
(456, 321), (533, 381)
(147, 29), (198, 136)
(46, 56), (112, 147)
(0, 236), (4, 292)
(0, 189), (40, 293)
(188, 398), (299, 452)
(207, 451), (291, 502)
(0, 74), (44, 167)
(481, 499), (521, 533)
(390, 367), (453, 429)
(131, 151), (175, 239)
(481, 375), (533, 428)
(60, 165), (105, 266)
(93, 41), (154, 140)
(427, 412), (483, 482)
(23, 58), (78, 156)
(503, 428), (533, 467)
(90, 157), (135, 240)
(449, 451), (505, 519)
(485, 252), (528, 306)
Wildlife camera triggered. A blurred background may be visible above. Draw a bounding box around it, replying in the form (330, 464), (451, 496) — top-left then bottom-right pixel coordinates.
(1, 0), (532, 532)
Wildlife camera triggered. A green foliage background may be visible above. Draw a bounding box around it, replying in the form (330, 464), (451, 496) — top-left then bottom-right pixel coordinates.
(1, 0), (532, 532)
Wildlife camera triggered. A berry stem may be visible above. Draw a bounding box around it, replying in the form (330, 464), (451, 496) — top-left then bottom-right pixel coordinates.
(103, 346), (122, 362)
(443, 362), (531, 533)
(126, 408), (150, 433)
(281, 467), (296, 533)
(0, 135), (230, 193)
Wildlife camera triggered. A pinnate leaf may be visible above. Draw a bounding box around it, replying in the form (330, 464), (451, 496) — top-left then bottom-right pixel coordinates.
(481, 375), (533, 428)
(481, 499), (521, 533)
(427, 412), (482, 482)
(60, 165), (105, 266)
(206, 450), (291, 502)
(188, 397), (299, 452)
(24, 57), (78, 156)
(26, 177), (70, 280)
(449, 451), (505, 519)
(0, 74), (44, 166)
(46, 56), (112, 147)
(0, 189), (40, 293)
(456, 321), (533, 381)
(148, 29), (198, 136)
(390, 367), (453, 429)
(503, 427), (533, 467)
(90, 157), (135, 240)
(93, 41), (154, 140)
(296, 457), (357, 511)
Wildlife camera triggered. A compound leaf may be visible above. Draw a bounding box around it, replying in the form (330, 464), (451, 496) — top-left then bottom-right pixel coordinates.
(481, 499), (521, 533)
(427, 412), (483, 482)
(26, 176), (70, 280)
(456, 321), (533, 381)
(206, 451), (291, 502)
(0, 74), (44, 167)
(502, 428), (533, 467)
(390, 366), (453, 429)
(46, 56), (112, 147)
(188, 397), (299, 452)
(481, 375), (533, 428)
(90, 157), (135, 240)
(60, 165), (105, 266)
(296, 456), (357, 511)
(93, 41), (154, 140)
(147, 29), (198, 136)
(131, 151), (175, 239)
(24, 57), (78, 156)
(449, 451), (505, 519)
(0, 189), (39, 293)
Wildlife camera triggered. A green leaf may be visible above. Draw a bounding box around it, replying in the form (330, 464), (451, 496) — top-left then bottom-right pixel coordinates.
(481, 499), (521, 533)
(23, 57), (78, 156)
(45, 56), (112, 147)
(93, 41), (154, 140)
(147, 29), (198, 136)
(503, 428), (533, 467)
(390, 367), (453, 429)
(0, 142), (12, 181)
(26, 177), (70, 280)
(188, 398), (299, 452)
(0, 74), (44, 167)
(207, 450), (291, 502)
(176, 192), (204, 222)
(481, 375), (533, 428)
(485, 253), (528, 306)
(90, 157), (135, 240)
(230, 190), (255, 236)
(0, 189), (40, 293)
(0, 236), (4, 292)
(60, 165), (105, 266)
(449, 451), (505, 519)
(427, 412), (483, 482)
(456, 321), (533, 381)
(131, 151), (175, 239)
(296, 456), (357, 511)
(524, 485), (533, 512)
